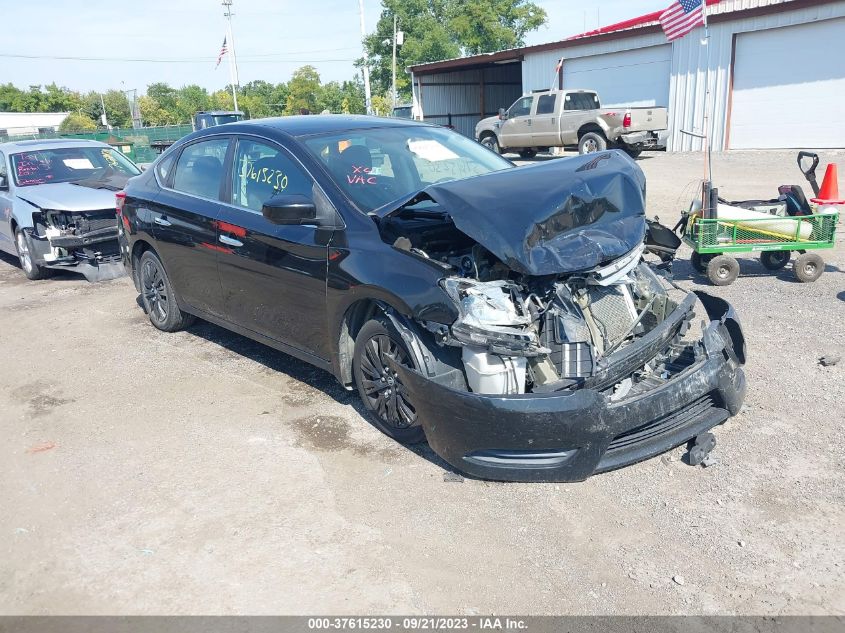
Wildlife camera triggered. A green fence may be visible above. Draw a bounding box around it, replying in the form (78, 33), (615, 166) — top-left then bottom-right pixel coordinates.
(4, 124), (194, 164)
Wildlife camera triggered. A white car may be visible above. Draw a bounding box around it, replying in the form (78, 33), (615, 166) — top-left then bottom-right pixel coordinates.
(0, 139), (140, 281)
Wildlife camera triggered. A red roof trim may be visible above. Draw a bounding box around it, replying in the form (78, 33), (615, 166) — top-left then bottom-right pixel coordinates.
(566, 0), (720, 41)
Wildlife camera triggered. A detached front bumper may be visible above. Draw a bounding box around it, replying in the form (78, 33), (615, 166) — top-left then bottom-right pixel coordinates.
(396, 292), (746, 482)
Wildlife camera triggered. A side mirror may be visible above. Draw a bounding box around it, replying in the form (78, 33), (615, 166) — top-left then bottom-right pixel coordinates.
(0, 175), (8, 191)
(262, 193), (318, 225)
(498, 108), (507, 120)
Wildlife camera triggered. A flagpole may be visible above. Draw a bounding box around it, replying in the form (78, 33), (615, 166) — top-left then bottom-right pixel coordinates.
(223, 0), (240, 112)
(550, 58), (562, 91)
(702, 0), (712, 182)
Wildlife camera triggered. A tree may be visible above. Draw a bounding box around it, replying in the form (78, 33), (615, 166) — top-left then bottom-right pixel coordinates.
(58, 112), (97, 133)
(138, 95), (177, 126)
(362, 0), (546, 99)
(318, 79), (366, 114)
(284, 66), (321, 115)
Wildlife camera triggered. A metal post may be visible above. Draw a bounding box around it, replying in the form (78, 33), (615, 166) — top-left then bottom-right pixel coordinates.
(392, 14), (398, 110)
(702, 2), (713, 182)
(359, 0), (373, 115)
(223, 0), (240, 113)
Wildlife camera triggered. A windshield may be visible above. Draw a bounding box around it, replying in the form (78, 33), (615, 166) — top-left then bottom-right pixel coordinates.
(11, 146), (140, 187)
(302, 125), (512, 212)
(212, 114), (242, 125)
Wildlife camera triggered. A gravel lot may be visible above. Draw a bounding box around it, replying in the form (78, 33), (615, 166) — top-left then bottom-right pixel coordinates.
(1, 150), (843, 615)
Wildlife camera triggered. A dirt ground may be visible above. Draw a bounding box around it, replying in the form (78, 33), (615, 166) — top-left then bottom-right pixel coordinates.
(1, 150), (843, 615)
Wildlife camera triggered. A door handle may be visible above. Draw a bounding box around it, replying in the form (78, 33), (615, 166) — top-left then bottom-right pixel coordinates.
(219, 234), (244, 248)
(154, 216), (172, 227)
(527, 119), (532, 126)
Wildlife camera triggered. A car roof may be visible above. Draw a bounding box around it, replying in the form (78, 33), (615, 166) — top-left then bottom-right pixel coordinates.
(0, 138), (111, 152)
(241, 114), (433, 137)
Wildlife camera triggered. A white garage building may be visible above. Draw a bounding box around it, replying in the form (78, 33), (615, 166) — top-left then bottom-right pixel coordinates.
(408, 0), (845, 150)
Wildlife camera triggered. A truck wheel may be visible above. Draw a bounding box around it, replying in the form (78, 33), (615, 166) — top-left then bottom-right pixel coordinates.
(518, 149), (537, 159)
(793, 252), (824, 283)
(578, 132), (607, 154)
(480, 135), (500, 154)
(706, 255), (740, 286)
(623, 148), (642, 159)
(14, 228), (51, 280)
(353, 317), (426, 445)
(760, 250), (790, 271)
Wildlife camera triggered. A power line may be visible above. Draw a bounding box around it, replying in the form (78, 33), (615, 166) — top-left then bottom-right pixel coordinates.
(0, 53), (356, 63)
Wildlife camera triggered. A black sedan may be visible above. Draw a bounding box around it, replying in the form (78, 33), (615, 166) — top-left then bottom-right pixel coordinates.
(117, 115), (746, 482)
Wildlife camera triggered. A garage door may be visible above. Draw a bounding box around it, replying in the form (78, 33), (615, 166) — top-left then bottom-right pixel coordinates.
(562, 45), (671, 108)
(730, 18), (845, 149)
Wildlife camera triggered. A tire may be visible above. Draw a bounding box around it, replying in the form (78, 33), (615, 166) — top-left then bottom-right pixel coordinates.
(793, 252), (824, 283)
(518, 149), (537, 159)
(623, 148), (642, 159)
(480, 135), (500, 154)
(760, 250), (790, 271)
(706, 255), (740, 286)
(690, 251), (712, 274)
(14, 228), (51, 280)
(353, 317), (426, 444)
(578, 132), (607, 154)
(138, 250), (195, 332)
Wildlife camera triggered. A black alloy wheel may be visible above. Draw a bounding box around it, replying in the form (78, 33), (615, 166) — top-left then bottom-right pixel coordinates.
(139, 250), (194, 332)
(353, 318), (425, 444)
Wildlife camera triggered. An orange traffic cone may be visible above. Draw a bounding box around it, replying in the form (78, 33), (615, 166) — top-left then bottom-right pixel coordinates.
(812, 163), (843, 203)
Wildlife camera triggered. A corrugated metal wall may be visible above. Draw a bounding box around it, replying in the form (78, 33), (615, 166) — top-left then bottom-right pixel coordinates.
(415, 62), (522, 137)
(668, 0), (845, 150)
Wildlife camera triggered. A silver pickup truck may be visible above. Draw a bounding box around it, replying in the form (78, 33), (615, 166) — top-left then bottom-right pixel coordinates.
(475, 89), (668, 158)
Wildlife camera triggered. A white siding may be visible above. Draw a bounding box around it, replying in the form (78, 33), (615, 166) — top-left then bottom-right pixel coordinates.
(729, 17), (845, 148)
(668, 0), (845, 150)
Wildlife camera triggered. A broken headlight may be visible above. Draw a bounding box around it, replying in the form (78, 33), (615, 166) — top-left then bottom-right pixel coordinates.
(440, 278), (545, 356)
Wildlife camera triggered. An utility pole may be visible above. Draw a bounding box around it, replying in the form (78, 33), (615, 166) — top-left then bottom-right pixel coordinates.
(222, 0), (240, 112)
(99, 93), (109, 129)
(358, 0), (373, 115)
(391, 14), (398, 110)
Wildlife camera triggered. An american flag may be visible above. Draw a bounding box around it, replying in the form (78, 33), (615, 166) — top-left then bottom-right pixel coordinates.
(215, 37), (228, 69)
(660, 0), (705, 41)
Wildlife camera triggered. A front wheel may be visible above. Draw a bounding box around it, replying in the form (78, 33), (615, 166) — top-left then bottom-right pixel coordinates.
(690, 251), (712, 273)
(138, 250), (195, 332)
(480, 135), (500, 154)
(578, 132), (607, 154)
(707, 255), (740, 286)
(793, 252), (824, 283)
(15, 228), (51, 280)
(353, 317), (425, 444)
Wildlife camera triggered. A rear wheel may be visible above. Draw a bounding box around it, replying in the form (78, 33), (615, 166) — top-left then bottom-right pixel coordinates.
(707, 255), (740, 286)
(578, 132), (607, 154)
(139, 250), (195, 332)
(353, 317), (425, 444)
(15, 228), (51, 281)
(793, 252), (824, 283)
(690, 251), (712, 273)
(480, 135), (500, 154)
(518, 149), (537, 159)
(760, 250), (790, 271)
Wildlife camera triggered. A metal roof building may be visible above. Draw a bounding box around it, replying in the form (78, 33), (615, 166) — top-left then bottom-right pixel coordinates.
(0, 112), (70, 138)
(408, 0), (845, 150)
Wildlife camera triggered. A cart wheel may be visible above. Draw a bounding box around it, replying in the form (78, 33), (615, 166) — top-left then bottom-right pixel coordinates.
(760, 250), (791, 271)
(793, 252), (824, 283)
(690, 251), (713, 273)
(707, 255), (740, 286)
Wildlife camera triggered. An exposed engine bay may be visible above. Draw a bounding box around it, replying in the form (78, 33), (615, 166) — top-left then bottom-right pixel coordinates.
(378, 204), (697, 400)
(34, 208), (121, 266)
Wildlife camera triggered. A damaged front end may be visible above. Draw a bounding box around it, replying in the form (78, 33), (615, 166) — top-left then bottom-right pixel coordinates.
(28, 208), (124, 282)
(375, 151), (746, 481)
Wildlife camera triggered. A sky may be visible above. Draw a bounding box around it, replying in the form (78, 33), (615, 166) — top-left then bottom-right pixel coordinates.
(0, 0), (665, 95)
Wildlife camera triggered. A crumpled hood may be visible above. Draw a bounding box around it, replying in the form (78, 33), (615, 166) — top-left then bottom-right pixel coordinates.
(379, 150), (647, 276)
(16, 181), (122, 212)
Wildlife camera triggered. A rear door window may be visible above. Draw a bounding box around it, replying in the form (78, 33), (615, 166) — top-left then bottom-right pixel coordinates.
(564, 93), (600, 111)
(171, 138), (230, 200)
(536, 94), (557, 115)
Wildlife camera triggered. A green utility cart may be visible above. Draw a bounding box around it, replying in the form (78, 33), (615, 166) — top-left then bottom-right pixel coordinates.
(684, 212), (838, 285)
(681, 152), (839, 286)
